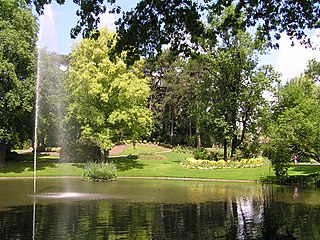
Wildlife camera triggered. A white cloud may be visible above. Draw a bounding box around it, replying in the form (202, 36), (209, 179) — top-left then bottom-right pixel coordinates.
(98, 11), (116, 32)
(274, 30), (320, 82)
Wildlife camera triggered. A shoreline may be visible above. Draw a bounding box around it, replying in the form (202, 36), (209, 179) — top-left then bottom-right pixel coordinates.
(0, 175), (257, 183)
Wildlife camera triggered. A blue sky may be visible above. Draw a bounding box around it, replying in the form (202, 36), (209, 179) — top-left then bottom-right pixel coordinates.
(37, 1), (320, 82)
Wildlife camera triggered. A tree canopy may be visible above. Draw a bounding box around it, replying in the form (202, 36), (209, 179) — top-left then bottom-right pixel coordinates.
(0, 0), (37, 165)
(29, 0), (320, 62)
(266, 76), (320, 178)
(64, 28), (152, 162)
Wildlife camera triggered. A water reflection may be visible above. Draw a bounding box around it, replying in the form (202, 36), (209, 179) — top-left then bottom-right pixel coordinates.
(0, 179), (319, 239)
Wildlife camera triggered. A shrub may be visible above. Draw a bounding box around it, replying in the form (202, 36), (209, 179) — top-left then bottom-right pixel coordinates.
(261, 172), (320, 187)
(193, 147), (209, 160)
(208, 150), (224, 161)
(51, 147), (61, 152)
(45, 147), (52, 152)
(82, 162), (117, 181)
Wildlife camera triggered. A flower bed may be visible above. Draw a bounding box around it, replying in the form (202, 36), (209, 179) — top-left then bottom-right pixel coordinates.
(180, 157), (269, 170)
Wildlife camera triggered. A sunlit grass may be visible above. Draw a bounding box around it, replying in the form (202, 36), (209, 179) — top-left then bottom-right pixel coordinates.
(1, 148), (319, 181)
(111, 144), (169, 156)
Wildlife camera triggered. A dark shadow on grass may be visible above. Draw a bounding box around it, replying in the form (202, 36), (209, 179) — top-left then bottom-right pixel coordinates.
(13, 152), (60, 163)
(0, 162), (58, 174)
(289, 164), (320, 175)
(109, 156), (146, 171)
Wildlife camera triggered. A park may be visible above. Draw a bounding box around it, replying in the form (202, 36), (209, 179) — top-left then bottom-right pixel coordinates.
(1, 0), (320, 239)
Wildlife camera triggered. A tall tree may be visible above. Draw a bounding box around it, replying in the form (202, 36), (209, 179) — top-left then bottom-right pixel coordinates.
(38, 49), (68, 149)
(199, 6), (277, 159)
(64, 28), (152, 162)
(0, 0), (37, 165)
(145, 51), (199, 145)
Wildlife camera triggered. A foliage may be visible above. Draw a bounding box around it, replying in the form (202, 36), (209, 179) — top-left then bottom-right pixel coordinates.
(82, 162), (117, 181)
(145, 50), (200, 146)
(266, 76), (320, 178)
(64, 28), (152, 162)
(37, 49), (68, 149)
(196, 6), (278, 159)
(0, 0), (37, 165)
(114, 0), (320, 62)
(305, 58), (320, 82)
(181, 157), (270, 170)
(193, 148), (209, 160)
(262, 172), (320, 187)
(29, 1), (320, 63)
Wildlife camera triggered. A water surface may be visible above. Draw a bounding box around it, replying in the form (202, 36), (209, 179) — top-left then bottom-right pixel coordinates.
(0, 178), (319, 239)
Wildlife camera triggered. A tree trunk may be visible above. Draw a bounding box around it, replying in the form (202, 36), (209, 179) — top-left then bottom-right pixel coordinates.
(223, 138), (228, 160)
(0, 143), (7, 167)
(231, 135), (238, 158)
(170, 105), (174, 144)
(100, 150), (109, 163)
(196, 127), (201, 148)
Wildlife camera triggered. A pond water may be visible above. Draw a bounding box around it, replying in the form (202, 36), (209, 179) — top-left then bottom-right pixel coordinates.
(0, 178), (319, 239)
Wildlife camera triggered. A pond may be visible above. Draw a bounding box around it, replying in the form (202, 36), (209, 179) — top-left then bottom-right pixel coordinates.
(0, 178), (319, 239)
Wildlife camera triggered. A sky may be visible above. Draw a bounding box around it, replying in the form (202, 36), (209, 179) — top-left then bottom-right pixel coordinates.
(37, 1), (320, 83)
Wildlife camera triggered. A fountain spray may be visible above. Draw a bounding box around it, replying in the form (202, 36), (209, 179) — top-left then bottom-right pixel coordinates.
(33, 46), (41, 194)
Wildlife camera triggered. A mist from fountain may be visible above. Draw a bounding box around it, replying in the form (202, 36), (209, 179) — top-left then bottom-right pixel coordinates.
(34, 4), (57, 194)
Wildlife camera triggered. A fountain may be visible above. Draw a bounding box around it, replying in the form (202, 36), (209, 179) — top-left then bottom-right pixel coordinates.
(5, 3), (315, 239)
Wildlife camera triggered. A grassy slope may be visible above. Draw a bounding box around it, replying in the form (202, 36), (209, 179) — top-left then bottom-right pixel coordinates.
(0, 145), (319, 181)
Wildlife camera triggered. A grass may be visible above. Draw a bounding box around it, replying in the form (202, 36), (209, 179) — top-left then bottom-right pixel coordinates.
(111, 144), (168, 156)
(0, 146), (319, 182)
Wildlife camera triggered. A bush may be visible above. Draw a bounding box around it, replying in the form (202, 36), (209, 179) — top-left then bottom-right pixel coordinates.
(45, 147), (52, 152)
(44, 147), (61, 152)
(82, 162), (117, 181)
(208, 150), (224, 161)
(193, 147), (209, 160)
(261, 172), (320, 187)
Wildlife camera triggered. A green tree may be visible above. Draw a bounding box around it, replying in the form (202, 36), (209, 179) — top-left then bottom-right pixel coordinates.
(0, 0), (37, 166)
(64, 28), (152, 162)
(304, 58), (320, 82)
(267, 76), (320, 178)
(199, 6), (277, 159)
(38, 49), (68, 149)
(145, 51), (199, 146)
(115, 0), (320, 63)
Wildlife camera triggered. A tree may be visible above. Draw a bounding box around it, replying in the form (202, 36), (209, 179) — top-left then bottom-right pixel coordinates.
(38, 49), (68, 149)
(64, 28), (152, 162)
(29, 1), (320, 62)
(0, 0), (37, 166)
(145, 51), (200, 146)
(197, 6), (277, 159)
(305, 58), (320, 83)
(115, 0), (320, 63)
(266, 76), (320, 178)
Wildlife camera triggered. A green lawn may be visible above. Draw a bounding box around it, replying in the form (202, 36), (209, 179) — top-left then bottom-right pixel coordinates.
(111, 144), (169, 156)
(0, 149), (319, 181)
